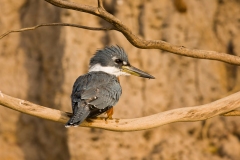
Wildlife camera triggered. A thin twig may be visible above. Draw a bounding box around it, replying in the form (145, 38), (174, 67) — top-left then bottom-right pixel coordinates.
(97, 0), (105, 9)
(42, 0), (240, 65)
(0, 92), (239, 132)
(0, 23), (114, 40)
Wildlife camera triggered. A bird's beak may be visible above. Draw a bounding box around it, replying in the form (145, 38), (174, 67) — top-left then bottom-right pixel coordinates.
(122, 65), (155, 79)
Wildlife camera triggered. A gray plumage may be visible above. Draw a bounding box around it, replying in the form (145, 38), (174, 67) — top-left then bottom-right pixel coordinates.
(65, 71), (121, 127)
(90, 45), (130, 68)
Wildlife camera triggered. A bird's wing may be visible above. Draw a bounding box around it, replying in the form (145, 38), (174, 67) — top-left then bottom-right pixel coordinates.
(71, 72), (122, 110)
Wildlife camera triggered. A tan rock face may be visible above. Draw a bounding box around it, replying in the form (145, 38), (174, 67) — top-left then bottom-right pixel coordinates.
(0, 0), (240, 160)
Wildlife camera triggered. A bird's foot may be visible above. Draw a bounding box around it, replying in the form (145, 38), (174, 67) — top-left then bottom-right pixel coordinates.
(105, 108), (114, 123)
(106, 107), (113, 119)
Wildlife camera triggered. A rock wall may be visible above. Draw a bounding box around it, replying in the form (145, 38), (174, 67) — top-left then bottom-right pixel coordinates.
(0, 0), (240, 160)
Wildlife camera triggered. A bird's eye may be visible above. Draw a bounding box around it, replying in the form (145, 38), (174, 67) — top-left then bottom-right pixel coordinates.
(115, 59), (123, 64)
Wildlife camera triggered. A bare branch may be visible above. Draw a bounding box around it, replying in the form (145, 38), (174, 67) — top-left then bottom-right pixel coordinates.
(0, 91), (239, 132)
(42, 0), (240, 65)
(221, 110), (240, 116)
(0, 23), (114, 40)
(1, 1), (239, 132)
(98, 0), (105, 9)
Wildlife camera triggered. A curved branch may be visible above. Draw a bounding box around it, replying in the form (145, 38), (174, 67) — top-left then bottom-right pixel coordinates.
(0, 91), (239, 132)
(0, 23), (114, 40)
(42, 0), (240, 65)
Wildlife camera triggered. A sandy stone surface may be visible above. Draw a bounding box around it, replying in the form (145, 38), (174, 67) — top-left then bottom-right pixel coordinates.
(0, 0), (240, 160)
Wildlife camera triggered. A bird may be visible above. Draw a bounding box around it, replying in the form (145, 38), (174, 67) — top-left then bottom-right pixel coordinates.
(65, 46), (155, 127)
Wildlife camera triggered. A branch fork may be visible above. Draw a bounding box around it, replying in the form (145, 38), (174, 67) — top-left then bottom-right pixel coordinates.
(0, 0), (240, 65)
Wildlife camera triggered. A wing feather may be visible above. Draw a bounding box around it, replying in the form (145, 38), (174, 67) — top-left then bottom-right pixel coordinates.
(71, 72), (122, 110)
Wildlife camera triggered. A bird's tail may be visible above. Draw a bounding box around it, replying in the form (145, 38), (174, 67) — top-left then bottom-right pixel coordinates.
(65, 104), (90, 128)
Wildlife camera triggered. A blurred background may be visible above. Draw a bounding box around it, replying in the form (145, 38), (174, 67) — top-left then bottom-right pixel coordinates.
(0, 0), (240, 159)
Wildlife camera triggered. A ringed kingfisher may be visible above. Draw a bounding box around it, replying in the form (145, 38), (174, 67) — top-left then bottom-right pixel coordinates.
(65, 46), (155, 127)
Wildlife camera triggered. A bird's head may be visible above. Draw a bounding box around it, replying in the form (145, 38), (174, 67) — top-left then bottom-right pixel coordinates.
(89, 46), (155, 79)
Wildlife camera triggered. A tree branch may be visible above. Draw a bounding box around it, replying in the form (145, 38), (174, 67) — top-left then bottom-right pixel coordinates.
(0, 23), (114, 40)
(0, 91), (239, 132)
(1, 1), (239, 132)
(97, 0), (105, 9)
(221, 110), (240, 116)
(42, 0), (240, 65)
